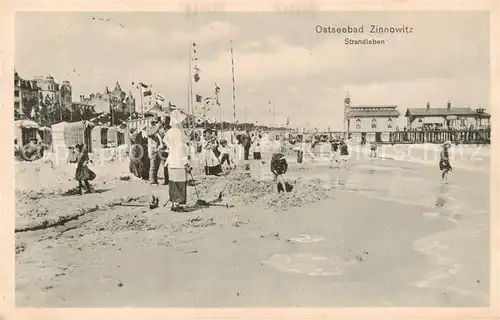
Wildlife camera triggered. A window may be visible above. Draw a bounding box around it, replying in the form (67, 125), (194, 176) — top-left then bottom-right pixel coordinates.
(14, 90), (19, 97)
(460, 117), (467, 126)
(371, 118), (377, 129)
(356, 118), (361, 129)
(387, 118), (393, 128)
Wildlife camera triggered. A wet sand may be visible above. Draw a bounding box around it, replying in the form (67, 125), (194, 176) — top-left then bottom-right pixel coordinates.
(15, 148), (490, 307)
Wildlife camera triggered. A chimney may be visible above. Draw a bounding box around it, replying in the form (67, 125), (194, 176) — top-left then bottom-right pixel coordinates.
(447, 101), (451, 109)
(426, 101), (430, 109)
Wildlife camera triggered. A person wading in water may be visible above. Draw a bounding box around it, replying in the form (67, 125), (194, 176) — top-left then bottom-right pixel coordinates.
(339, 138), (349, 168)
(439, 141), (453, 184)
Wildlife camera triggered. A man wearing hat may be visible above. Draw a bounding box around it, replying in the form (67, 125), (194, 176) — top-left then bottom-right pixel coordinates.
(147, 116), (167, 185)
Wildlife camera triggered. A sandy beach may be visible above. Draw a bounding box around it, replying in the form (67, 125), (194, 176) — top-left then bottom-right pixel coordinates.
(15, 145), (490, 307)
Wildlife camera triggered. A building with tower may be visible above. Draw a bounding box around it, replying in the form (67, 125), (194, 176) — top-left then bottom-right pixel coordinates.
(80, 81), (136, 114)
(34, 75), (62, 105)
(345, 93), (401, 133)
(59, 80), (73, 109)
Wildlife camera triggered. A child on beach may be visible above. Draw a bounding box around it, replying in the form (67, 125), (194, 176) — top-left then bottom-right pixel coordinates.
(439, 141), (453, 184)
(369, 141), (378, 158)
(270, 151), (291, 193)
(329, 139), (340, 168)
(295, 146), (304, 170)
(72, 143), (96, 194)
(339, 139), (349, 168)
(218, 139), (231, 170)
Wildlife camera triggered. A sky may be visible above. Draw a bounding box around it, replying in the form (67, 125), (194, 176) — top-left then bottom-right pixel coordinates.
(15, 11), (490, 130)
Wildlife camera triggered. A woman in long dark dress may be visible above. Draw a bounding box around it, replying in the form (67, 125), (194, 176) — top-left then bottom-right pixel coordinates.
(129, 129), (146, 179)
(74, 143), (96, 194)
(138, 128), (150, 180)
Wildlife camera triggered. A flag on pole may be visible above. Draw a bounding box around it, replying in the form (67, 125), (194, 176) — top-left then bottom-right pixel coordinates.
(195, 94), (203, 103)
(154, 93), (165, 105)
(286, 116), (290, 126)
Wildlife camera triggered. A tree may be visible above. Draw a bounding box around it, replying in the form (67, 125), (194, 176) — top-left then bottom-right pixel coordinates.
(39, 100), (50, 126)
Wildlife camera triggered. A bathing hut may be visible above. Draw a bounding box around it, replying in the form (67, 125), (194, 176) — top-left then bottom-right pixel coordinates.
(107, 126), (119, 148)
(14, 120), (41, 146)
(38, 126), (52, 149)
(51, 121), (94, 155)
(91, 125), (108, 151)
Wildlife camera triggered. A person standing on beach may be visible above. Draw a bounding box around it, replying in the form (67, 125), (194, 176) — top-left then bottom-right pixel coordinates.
(73, 143), (96, 194)
(439, 141), (453, 184)
(147, 117), (164, 185)
(202, 130), (223, 176)
(242, 131), (252, 160)
(270, 142), (291, 193)
(329, 139), (340, 168)
(218, 139), (231, 170)
(252, 134), (262, 160)
(369, 141), (378, 158)
(164, 110), (190, 212)
(14, 139), (21, 160)
(339, 139), (349, 168)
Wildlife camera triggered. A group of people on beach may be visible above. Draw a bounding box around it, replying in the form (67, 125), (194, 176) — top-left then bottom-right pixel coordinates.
(126, 110), (191, 211)
(58, 110), (454, 208)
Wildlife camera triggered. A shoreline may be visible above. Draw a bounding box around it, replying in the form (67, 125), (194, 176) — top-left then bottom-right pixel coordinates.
(15, 152), (490, 307)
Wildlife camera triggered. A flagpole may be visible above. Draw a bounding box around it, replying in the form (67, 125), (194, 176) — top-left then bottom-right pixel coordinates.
(188, 45), (195, 132)
(140, 85), (144, 119)
(230, 40), (236, 140)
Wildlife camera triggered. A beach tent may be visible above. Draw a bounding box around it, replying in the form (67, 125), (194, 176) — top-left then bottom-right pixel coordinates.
(38, 126), (52, 148)
(51, 121), (94, 156)
(14, 120), (41, 146)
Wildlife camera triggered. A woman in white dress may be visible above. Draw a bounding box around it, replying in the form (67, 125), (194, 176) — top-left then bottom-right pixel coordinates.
(163, 110), (190, 212)
(201, 130), (222, 176)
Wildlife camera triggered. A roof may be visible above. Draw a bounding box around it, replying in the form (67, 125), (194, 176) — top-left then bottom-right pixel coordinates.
(14, 120), (40, 129)
(405, 107), (490, 117)
(348, 109), (400, 118)
(113, 81), (122, 92)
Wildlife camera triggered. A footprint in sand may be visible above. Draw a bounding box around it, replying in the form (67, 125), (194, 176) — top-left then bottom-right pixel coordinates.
(288, 234), (325, 243)
(422, 212), (440, 218)
(262, 253), (350, 276)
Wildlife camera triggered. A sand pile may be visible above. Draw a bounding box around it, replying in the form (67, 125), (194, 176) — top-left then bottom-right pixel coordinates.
(267, 178), (332, 211)
(106, 213), (155, 232)
(176, 216), (216, 231)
